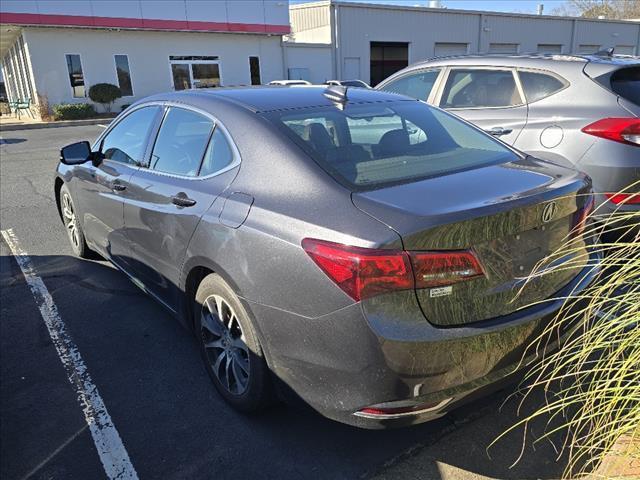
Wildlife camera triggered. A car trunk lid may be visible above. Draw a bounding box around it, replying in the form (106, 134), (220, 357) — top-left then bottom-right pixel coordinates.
(352, 157), (592, 327)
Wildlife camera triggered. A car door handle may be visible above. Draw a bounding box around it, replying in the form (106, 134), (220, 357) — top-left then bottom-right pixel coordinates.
(485, 127), (513, 137)
(111, 182), (126, 192)
(171, 193), (197, 208)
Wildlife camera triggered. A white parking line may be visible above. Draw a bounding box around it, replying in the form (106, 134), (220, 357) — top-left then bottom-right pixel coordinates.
(97, 124), (108, 128)
(1, 228), (139, 480)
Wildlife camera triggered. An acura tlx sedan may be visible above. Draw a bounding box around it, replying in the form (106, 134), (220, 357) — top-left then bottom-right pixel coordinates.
(55, 86), (599, 428)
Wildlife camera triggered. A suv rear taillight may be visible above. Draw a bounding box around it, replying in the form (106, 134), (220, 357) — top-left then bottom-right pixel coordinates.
(581, 118), (640, 146)
(302, 238), (484, 301)
(605, 193), (640, 205)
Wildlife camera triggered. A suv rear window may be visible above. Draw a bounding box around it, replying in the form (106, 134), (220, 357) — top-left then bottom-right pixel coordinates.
(610, 67), (640, 106)
(267, 101), (518, 190)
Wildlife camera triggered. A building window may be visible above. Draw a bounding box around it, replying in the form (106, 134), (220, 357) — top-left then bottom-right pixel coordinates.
(370, 42), (408, 87)
(249, 56), (261, 85)
(114, 55), (133, 96)
(488, 43), (519, 54)
(65, 54), (85, 97)
(169, 56), (221, 90)
(537, 44), (563, 54)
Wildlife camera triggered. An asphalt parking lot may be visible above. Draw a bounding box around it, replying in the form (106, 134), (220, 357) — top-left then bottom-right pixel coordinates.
(1, 125), (570, 480)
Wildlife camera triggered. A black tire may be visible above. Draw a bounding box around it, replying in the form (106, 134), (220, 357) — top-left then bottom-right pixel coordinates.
(59, 183), (90, 258)
(195, 274), (273, 412)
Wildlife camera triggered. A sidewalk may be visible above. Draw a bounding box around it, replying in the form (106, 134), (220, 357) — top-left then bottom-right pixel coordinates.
(0, 114), (113, 132)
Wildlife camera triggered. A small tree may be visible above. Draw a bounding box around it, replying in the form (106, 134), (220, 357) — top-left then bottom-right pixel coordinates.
(88, 83), (122, 112)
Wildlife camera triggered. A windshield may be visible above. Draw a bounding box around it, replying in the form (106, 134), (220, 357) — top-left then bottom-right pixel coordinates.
(267, 101), (518, 189)
(610, 67), (640, 106)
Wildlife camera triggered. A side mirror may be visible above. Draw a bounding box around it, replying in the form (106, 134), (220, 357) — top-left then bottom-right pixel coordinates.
(60, 141), (92, 165)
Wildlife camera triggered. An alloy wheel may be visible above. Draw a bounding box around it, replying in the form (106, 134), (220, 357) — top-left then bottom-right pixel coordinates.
(201, 294), (250, 396)
(61, 192), (80, 250)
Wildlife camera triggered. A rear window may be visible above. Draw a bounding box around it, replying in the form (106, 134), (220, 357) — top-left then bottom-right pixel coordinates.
(610, 67), (640, 106)
(267, 101), (518, 190)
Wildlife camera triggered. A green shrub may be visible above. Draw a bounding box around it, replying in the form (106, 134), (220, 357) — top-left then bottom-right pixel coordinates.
(88, 83), (122, 112)
(52, 103), (96, 120)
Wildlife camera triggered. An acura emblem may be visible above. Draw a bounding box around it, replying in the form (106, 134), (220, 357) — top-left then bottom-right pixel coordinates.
(542, 202), (557, 223)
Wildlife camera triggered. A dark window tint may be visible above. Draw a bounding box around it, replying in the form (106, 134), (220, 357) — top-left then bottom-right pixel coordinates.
(249, 56), (261, 85)
(151, 108), (213, 176)
(441, 69), (521, 108)
(101, 106), (160, 164)
(65, 54), (85, 98)
(171, 64), (191, 90)
(269, 101), (516, 189)
(114, 55), (133, 96)
(192, 63), (220, 88)
(519, 71), (565, 103)
(610, 67), (640, 106)
(200, 127), (234, 176)
(381, 70), (440, 100)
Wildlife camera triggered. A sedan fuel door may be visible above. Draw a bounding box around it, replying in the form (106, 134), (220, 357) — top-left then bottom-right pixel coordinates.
(73, 105), (162, 264)
(437, 67), (528, 145)
(124, 106), (240, 311)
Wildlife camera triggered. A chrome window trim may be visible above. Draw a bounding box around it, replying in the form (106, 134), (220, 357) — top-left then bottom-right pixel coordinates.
(515, 67), (571, 105)
(94, 101), (241, 181)
(437, 66), (527, 111)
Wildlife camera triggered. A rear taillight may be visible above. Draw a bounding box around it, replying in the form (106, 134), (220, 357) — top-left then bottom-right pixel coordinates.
(605, 192), (640, 205)
(410, 251), (484, 288)
(581, 118), (640, 146)
(572, 195), (595, 238)
(302, 238), (484, 301)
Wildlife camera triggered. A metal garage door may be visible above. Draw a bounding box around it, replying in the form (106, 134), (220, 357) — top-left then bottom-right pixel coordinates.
(434, 42), (468, 57)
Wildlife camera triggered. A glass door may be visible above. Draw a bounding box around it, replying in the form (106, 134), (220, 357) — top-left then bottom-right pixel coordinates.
(171, 64), (191, 90)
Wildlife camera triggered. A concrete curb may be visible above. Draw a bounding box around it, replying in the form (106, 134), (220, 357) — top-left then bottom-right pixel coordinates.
(0, 117), (112, 132)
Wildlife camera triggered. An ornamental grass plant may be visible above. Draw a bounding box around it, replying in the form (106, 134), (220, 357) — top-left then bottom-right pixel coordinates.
(491, 183), (640, 479)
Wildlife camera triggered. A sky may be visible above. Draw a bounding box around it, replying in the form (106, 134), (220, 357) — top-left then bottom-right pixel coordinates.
(290, 0), (570, 15)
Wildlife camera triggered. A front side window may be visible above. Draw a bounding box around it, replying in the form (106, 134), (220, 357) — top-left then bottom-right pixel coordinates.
(150, 108), (213, 176)
(518, 71), (566, 103)
(65, 54), (85, 98)
(440, 69), (522, 109)
(380, 69), (440, 101)
(101, 106), (160, 164)
(114, 55), (133, 96)
(269, 101), (518, 189)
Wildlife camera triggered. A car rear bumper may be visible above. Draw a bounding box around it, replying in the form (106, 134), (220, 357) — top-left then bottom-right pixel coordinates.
(243, 253), (600, 429)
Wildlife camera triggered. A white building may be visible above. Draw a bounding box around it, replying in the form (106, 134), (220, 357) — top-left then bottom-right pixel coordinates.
(285, 0), (640, 86)
(0, 0), (289, 113)
(1, 0), (639, 117)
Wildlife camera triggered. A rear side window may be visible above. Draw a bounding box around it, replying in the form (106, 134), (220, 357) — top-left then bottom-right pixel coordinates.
(101, 106), (160, 164)
(610, 67), (640, 106)
(380, 70), (440, 101)
(199, 127), (235, 176)
(150, 107), (213, 177)
(268, 101), (517, 190)
(519, 71), (566, 103)
(440, 69), (522, 108)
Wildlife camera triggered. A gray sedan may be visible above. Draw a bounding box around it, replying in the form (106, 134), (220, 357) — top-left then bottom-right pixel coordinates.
(55, 86), (598, 428)
(376, 53), (640, 231)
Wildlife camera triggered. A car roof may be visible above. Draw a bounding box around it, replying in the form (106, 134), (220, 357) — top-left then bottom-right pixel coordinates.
(146, 85), (410, 113)
(405, 53), (639, 70)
